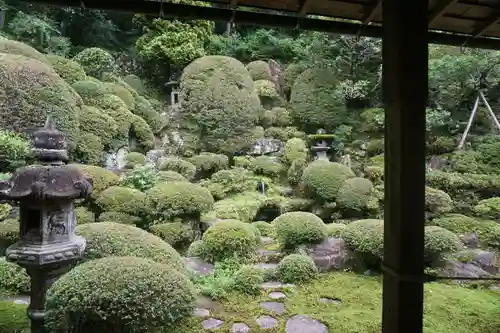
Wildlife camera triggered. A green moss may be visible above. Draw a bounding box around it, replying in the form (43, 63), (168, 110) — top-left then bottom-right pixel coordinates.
(0, 300), (30, 333)
(432, 214), (498, 248)
(158, 157), (196, 180)
(75, 222), (186, 272)
(47, 54), (86, 84)
(272, 212), (327, 250)
(301, 161), (356, 202)
(79, 105), (118, 148)
(75, 206), (95, 224)
(213, 192), (269, 222)
(45, 257), (196, 333)
(246, 60), (272, 81)
(133, 96), (167, 133)
(72, 47), (114, 78)
(96, 186), (146, 215)
(0, 53), (82, 148)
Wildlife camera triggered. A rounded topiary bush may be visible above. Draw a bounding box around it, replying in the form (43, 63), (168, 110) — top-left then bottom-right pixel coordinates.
(246, 60), (272, 81)
(70, 164), (120, 200)
(0, 203), (11, 221)
(72, 47), (114, 78)
(0, 219), (19, 255)
(250, 156), (283, 179)
(150, 222), (193, 248)
(282, 137), (308, 167)
(474, 197), (500, 219)
(124, 152), (146, 169)
(186, 240), (204, 257)
(95, 186), (146, 215)
(301, 161), (356, 202)
(424, 226), (462, 263)
(277, 254), (318, 283)
(45, 256), (196, 333)
(341, 219), (384, 267)
(326, 223), (346, 237)
(103, 82), (135, 109)
(432, 214), (492, 241)
(133, 96), (167, 134)
(47, 54), (87, 84)
(75, 206), (95, 224)
(79, 106), (118, 148)
(201, 220), (259, 262)
(157, 170), (188, 183)
(158, 156), (196, 180)
(75, 222), (186, 273)
(262, 107), (291, 128)
(252, 221), (274, 237)
(272, 212), (327, 249)
(0, 37), (49, 64)
(0, 257), (30, 294)
(336, 177), (376, 216)
(232, 265), (264, 295)
(0, 53), (82, 148)
(189, 152), (229, 179)
(98, 211), (141, 225)
(425, 186), (453, 215)
(145, 182), (214, 221)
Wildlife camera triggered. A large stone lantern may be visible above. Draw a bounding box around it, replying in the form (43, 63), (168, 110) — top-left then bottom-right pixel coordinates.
(0, 117), (93, 333)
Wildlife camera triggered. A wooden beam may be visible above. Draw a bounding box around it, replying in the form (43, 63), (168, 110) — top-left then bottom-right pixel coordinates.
(471, 8), (500, 38)
(428, 0), (459, 25)
(229, 0), (238, 9)
(361, 0), (381, 25)
(298, 0), (311, 17)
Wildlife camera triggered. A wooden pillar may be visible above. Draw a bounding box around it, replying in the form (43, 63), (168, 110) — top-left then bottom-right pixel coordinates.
(381, 0), (427, 332)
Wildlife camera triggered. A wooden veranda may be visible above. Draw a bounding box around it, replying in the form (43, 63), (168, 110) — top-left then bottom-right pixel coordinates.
(18, 0), (500, 332)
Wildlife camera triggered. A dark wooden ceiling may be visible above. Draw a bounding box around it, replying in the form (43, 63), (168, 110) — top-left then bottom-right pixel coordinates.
(20, 0), (500, 48)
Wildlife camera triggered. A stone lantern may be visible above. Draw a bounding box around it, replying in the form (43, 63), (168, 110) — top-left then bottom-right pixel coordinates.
(0, 117), (93, 333)
(310, 129), (332, 161)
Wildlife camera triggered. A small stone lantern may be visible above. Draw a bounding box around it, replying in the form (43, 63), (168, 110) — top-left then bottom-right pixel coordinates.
(0, 117), (93, 333)
(310, 129), (332, 161)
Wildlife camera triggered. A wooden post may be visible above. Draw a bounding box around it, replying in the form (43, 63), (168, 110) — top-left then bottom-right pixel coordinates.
(382, 0), (427, 332)
(458, 95), (480, 149)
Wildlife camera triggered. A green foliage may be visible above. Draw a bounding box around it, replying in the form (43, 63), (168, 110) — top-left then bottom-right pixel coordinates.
(133, 96), (167, 134)
(200, 220), (260, 263)
(336, 177), (377, 217)
(70, 164), (120, 200)
(252, 221), (274, 237)
(0, 220), (18, 256)
(150, 222), (193, 248)
(246, 60), (272, 81)
(0, 300), (29, 333)
(157, 170), (188, 183)
(425, 186), (453, 215)
(75, 222), (186, 272)
(98, 211), (141, 225)
(130, 114), (155, 152)
(124, 152), (146, 169)
(79, 105), (118, 148)
(290, 67), (346, 131)
(73, 47), (114, 78)
(232, 265), (265, 295)
(341, 219), (384, 268)
(326, 223), (346, 237)
(0, 258), (30, 294)
(272, 212), (327, 250)
(250, 156), (283, 179)
(45, 256), (196, 333)
(0, 37), (49, 64)
(474, 197), (500, 219)
(145, 182), (214, 221)
(0, 130), (31, 172)
(96, 186), (146, 215)
(277, 254), (318, 283)
(73, 132), (103, 165)
(189, 152), (229, 179)
(47, 54), (86, 84)
(282, 137), (308, 167)
(424, 226), (462, 263)
(301, 161), (356, 202)
(75, 206), (95, 224)
(158, 156), (196, 180)
(0, 204), (11, 222)
(121, 165), (158, 192)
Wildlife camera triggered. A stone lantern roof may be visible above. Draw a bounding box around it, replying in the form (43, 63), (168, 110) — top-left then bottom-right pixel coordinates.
(0, 117), (93, 201)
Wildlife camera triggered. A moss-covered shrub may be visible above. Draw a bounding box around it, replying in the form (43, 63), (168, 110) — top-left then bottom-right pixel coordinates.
(290, 68), (346, 131)
(69, 164), (120, 200)
(0, 219), (19, 256)
(252, 221), (274, 237)
(200, 220), (259, 262)
(145, 182), (214, 221)
(95, 186), (145, 216)
(425, 186), (453, 215)
(326, 223), (346, 237)
(124, 152), (146, 169)
(341, 219), (384, 267)
(287, 159), (307, 187)
(158, 156), (196, 180)
(0, 204), (11, 222)
(277, 254), (318, 283)
(427, 136), (455, 155)
(364, 166), (384, 185)
(366, 138), (384, 157)
(73, 132), (103, 166)
(263, 127), (289, 141)
(0, 258), (30, 294)
(261, 107), (291, 128)
(75, 207), (95, 224)
(72, 79), (107, 101)
(186, 239), (204, 257)
(272, 212), (327, 250)
(150, 222), (193, 248)
(0, 130), (31, 172)
(0, 53), (82, 148)
(282, 63), (307, 94)
(449, 150), (485, 174)
(250, 156), (283, 179)
(282, 137), (308, 167)
(424, 226), (462, 263)
(180, 56), (260, 154)
(337, 177), (377, 217)
(72, 47), (114, 78)
(120, 165), (158, 192)
(47, 54), (86, 84)
(0, 37), (49, 64)
(232, 265), (264, 295)
(45, 256), (196, 333)
(75, 222), (186, 272)
(246, 60), (272, 81)
(103, 82), (135, 109)
(474, 197), (500, 219)
(98, 211), (141, 225)
(189, 153), (229, 179)
(213, 192), (271, 222)
(133, 96), (167, 133)
(359, 108), (384, 135)
(301, 161), (355, 202)
(157, 170), (188, 183)
(124, 74), (145, 94)
(79, 106), (118, 148)
(130, 114), (155, 152)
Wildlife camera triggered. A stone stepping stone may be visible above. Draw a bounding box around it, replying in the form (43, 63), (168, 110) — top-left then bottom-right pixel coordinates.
(202, 318), (224, 331)
(256, 315), (279, 329)
(261, 301), (285, 315)
(231, 323), (250, 333)
(269, 291), (286, 300)
(254, 263), (278, 270)
(193, 308), (210, 318)
(319, 297), (342, 304)
(184, 257), (214, 276)
(285, 315), (328, 333)
(261, 281), (284, 290)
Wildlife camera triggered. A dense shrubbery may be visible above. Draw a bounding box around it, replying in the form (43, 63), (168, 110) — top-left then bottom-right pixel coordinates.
(272, 212), (327, 250)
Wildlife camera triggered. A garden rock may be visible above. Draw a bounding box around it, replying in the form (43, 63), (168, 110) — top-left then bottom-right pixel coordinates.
(459, 232), (479, 249)
(468, 249), (498, 274)
(184, 257), (214, 276)
(193, 308), (210, 318)
(256, 315), (279, 329)
(254, 263), (278, 270)
(261, 301), (285, 315)
(231, 323), (250, 333)
(145, 149), (165, 167)
(443, 259), (491, 280)
(202, 318), (224, 330)
(285, 315), (328, 333)
(305, 237), (349, 272)
(269, 291), (286, 300)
